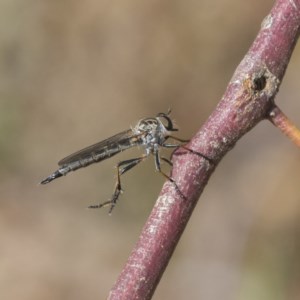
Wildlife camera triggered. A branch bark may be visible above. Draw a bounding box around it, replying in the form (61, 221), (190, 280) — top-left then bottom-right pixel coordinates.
(108, 1), (300, 299)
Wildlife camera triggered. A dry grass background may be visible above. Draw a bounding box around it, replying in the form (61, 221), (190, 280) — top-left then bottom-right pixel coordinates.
(0, 1), (300, 299)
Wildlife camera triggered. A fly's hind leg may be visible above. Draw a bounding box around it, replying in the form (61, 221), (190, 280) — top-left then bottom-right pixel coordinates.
(88, 155), (147, 214)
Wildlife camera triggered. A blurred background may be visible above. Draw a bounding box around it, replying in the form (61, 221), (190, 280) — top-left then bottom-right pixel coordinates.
(0, 0), (299, 299)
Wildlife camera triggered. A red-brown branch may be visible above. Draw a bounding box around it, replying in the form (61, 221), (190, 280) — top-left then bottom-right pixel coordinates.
(108, 1), (300, 299)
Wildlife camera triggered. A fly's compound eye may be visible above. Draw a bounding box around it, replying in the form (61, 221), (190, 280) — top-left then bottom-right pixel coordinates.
(157, 113), (178, 132)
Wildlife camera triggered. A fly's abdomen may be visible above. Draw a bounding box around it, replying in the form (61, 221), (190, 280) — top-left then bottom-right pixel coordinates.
(62, 144), (125, 170)
(40, 130), (142, 184)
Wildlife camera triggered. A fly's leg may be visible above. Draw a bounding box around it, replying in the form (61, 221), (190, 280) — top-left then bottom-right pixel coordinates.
(160, 138), (214, 199)
(164, 136), (214, 163)
(161, 136), (188, 152)
(175, 145), (214, 163)
(154, 150), (187, 200)
(165, 136), (190, 143)
(160, 156), (173, 167)
(88, 155), (147, 214)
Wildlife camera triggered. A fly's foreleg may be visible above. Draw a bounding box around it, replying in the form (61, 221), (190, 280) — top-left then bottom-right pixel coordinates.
(175, 145), (213, 163)
(165, 135), (190, 144)
(164, 136), (213, 164)
(161, 136), (188, 151)
(88, 155), (147, 214)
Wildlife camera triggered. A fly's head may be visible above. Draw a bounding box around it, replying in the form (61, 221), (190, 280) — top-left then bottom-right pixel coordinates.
(135, 112), (177, 135)
(133, 111), (178, 148)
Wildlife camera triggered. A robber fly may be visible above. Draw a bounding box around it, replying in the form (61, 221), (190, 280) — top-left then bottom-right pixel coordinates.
(40, 111), (210, 213)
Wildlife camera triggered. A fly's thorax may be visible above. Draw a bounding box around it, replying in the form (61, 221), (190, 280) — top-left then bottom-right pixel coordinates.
(134, 118), (157, 132)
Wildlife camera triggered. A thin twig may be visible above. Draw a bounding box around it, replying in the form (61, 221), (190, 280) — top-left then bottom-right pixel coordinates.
(269, 105), (300, 148)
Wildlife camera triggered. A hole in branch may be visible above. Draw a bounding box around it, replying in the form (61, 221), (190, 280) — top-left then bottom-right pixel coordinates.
(252, 75), (266, 91)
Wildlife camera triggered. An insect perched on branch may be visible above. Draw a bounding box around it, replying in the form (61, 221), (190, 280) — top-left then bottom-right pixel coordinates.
(40, 111), (210, 214)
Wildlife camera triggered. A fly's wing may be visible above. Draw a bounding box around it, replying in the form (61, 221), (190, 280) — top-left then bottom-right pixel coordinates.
(40, 129), (144, 185)
(58, 129), (141, 166)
